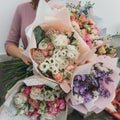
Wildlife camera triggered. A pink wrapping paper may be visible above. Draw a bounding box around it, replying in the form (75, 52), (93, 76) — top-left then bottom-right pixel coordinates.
(67, 56), (120, 114)
(25, 0), (91, 93)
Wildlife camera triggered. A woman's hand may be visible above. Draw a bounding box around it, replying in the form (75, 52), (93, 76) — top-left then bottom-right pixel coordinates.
(20, 53), (32, 65)
(6, 44), (32, 65)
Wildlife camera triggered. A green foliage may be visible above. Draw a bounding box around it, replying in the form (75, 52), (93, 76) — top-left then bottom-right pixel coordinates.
(33, 26), (45, 46)
(0, 59), (33, 90)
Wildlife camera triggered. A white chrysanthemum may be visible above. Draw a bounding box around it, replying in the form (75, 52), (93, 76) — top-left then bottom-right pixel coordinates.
(38, 42), (48, 49)
(30, 87), (41, 100)
(52, 34), (69, 46)
(53, 62), (60, 68)
(74, 94), (84, 104)
(48, 58), (56, 65)
(39, 62), (49, 72)
(44, 58), (50, 63)
(53, 49), (61, 55)
(53, 52), (62, 62)
(67, 52), (75, 59)
(14, 93), (27, 108)
(51, 66), (59, 74)
(66, 45), (79, 59)
(93, 40), (103, 46)
(59, 58), (69, 69)
(60, 49), (68, 57)
(67, 45), (78, 55)
(92, 91), (99, 102)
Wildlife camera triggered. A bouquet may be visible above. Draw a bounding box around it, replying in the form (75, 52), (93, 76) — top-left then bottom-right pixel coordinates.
(14, 83), (66, 119)
(67, 55), (120, 114)
(72, 62), (113, 104)
(0, 0), (120, 120)
(26, 0), (91, 93)
(0, 77), (67, 120)
(67, 1), (117, 57)
(67, 1), (100, 48)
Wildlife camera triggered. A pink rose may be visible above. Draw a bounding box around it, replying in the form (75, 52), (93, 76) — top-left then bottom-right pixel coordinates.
(22, 86), (31, 97)
(55, 98), (60, 107)
(59, 99), (66, 110)
(83, 34), (93, 48)
(28, 98), (40, 109)
(47, 101), (54, 107)
(48, 107), (59, 115)
(55, 98), (66, 110)
(35, 84), (44, 88)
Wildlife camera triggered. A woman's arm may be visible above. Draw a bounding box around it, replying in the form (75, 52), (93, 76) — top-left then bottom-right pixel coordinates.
(6, 44), (31, 65)
(5, 4), (32, 65)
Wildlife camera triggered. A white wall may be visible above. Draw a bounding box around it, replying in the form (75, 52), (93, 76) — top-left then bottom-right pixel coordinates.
(89, 0), (120, 34)
(0, 0), (120, 55)
(0, 0), (29, 55)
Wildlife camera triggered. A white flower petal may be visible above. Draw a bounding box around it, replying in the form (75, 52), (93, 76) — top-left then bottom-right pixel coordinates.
(39, 62), (49, 72)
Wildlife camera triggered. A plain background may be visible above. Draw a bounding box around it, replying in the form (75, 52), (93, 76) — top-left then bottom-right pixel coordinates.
(0, 0), (120, 55)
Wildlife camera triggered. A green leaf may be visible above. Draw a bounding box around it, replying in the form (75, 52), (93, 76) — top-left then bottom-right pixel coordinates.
(33, 26), (45, 46)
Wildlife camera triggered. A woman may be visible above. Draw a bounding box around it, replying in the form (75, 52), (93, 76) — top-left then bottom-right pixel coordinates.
(4, 0), (49, 65)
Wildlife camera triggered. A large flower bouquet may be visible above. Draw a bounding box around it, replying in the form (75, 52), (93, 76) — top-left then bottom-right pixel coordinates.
(0, 77), (67, 120)
(14, 83), (66, 119)
(27, 0), (91, 93)
(67, 55), (120, 114)
(0, 0), (120, 120)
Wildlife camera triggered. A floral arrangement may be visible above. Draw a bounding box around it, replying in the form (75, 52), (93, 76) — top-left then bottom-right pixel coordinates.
(67, 1), (117, 57)
(66, 55), (120, 114)
(0, 0), (120, 120)
(14, 84), (66, 119)
(31, 26), (79, 83)
(67, 1), (100, 48)
(73, 62), (113, 104)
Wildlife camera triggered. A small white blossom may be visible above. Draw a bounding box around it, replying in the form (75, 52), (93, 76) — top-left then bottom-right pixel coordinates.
(48, 58), (56, 65)
(51, 66), (59, 74)
(52, 34), (70, 47)
(67, 52), (75, 59)
(93, 40), (103, 46)
(67, 45), (78, 55)
(39, 62), (49, 73)
(38, 42), (48, 49)
(60, 49), (68, 57)
(59, 58), (69, 69)
(92, 91), (99, 102)
(30, 87), (41, 100)
(14, 93), (27, 108)
(74, 94), (84, 104)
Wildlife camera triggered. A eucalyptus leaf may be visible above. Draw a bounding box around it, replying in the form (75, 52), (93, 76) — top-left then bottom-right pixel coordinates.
(33, 26), (45, 46)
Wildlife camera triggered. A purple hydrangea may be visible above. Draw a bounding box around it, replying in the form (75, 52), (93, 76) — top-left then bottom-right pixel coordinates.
(73, 62), (113, 103)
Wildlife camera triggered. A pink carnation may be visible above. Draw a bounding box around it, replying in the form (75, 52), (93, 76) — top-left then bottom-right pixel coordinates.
(47, 101), (54, 107)
(48, 107), (59, 115)
(83, 34), (93, 48)
(55, 98), (66, 110)
(59, 99), (66, 110)
(22, 86), (31, 97)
